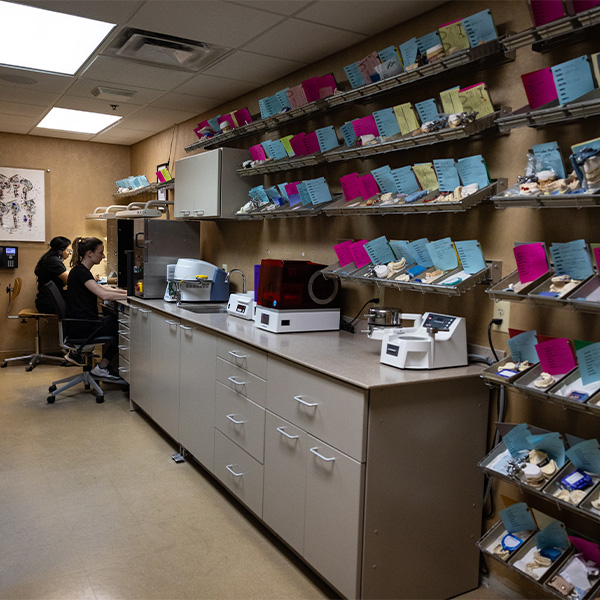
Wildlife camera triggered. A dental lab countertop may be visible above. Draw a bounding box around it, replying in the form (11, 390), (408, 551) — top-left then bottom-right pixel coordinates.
(129, 298), (484, 390)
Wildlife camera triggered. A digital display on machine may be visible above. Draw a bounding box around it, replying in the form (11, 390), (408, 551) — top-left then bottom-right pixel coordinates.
(423, 313), (455, 331)
(386, 344), (399, 357)
(236, 304), (246, 313)
(261, 313), (270, 325)
(5, 247), (16, 254)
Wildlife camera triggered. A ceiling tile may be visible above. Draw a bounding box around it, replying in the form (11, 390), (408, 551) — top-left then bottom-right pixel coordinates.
(0, 113), (37, 134)
(149, 93), (219, 114)
(127, 1), (285, 48)
(295, 1), (448, 35)
(55, 96), (142, 116)
(0, 86), (60, 107)
(9, 0), (144, 24)
(0, 101), (46, 118)
(31, 128), (95, 141)
(0, 66), (74, 94)
(119, 106), (198, 132)
(227, 1), (311, 16)
(81, 56), (195, 91)
(204, 51), (306, 84)
(241, 19), (366, 63)
(66, 78), (165, 105)
(174, 73), (258, 101)
(92, 127), (150, 145)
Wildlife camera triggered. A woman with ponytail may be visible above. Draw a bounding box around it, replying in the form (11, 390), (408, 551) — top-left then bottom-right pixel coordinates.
(34, 236), (72, 314)
(66, 237), (127, 379)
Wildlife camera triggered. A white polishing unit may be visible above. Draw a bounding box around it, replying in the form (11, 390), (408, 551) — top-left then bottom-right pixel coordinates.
(380, 312), (467, 370)
(254, 306), (340, 333)
(227, 292), (256, 320)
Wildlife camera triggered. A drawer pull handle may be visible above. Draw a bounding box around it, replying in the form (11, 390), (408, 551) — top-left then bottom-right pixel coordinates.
(180, 325), (194, 331)
(225, 464), (245, 477)
(228, 350), (248, 359)
(118, 329), (128, 335)
(165, 320), (179, 326)
(118, 345), (129, 351)
(226, 413), (247, 425)
(140, 309), (152, 314)
(228, 376), (247, 386)
(310, 447), (335, 462)
(294, 395), (318, 407)
(277, 426), (299, 440)
(118, 367), (129, 373)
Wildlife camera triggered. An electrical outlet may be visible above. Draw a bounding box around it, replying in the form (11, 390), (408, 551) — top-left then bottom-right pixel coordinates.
(492, 300), (510, 334)
(373, 284), (385, 305)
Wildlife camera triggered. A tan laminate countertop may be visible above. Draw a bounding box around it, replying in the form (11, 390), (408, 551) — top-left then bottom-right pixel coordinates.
(128, 297), (484, 390)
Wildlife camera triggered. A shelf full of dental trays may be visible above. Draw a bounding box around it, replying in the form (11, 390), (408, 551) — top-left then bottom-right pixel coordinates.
(183, 39), (515, 155)
(237, 110), (507, 177)
(235, 180), (507, 221)
(321, 259), (495, 297)
(487, 269), (600, 316)
(111, 179), (175, 200)
(478, 424), (600, 526)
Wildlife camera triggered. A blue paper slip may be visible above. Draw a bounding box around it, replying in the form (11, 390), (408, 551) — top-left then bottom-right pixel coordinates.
(503, 423), (532, 458)
(391, 166), (420, 195)
(417, 31), (442, 54)
(462, 10), (498, 47)
(566, 439), (600, 475)
(344, 62), (366, 89)
(507, 331), (540, 365)
(249, 186), (269, 204)
(277, 184), (289, 203)
(433, 159), (461, 192)
(549, 239), (594, 280)
(500, 503), (537, 535)
(426, 238), (459, 271)
(315, 126), (339, 152)
(415, 98), (440, 123)
(551, 55), (595, 106)
(455, 240), (486, 274)
(571, 136), (600, 155)
(389, 240), (417, 265)
(304, 178), (332, 205)
(296, 182), (312, 206)
(378, 45), (399, 63)
(275, 89), (291, 110)
(207, 116), (220, 132)
(265, 187), (283, 204)
(407, 238), (433, 268)
(399, 38), (419, 68)
(526, 432), (566, 467)
(261, 139), (288, 161)
(259, 96), (279, 119)
(532, 142), (566, 180)
(287, 192), (302, 207)
(340, 122), (357, 147)
(536, 521), (569, 551)
(457, 155), (490, 188)
(363, 236), (396, 265)
(372, 108), (401, 137)
(577, 342), (600, 386)
(371, 166), (398, 194)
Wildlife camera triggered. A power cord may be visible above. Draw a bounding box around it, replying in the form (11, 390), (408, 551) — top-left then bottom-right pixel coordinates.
(487, 318), (502, 362)
(340, 297), (380, 333)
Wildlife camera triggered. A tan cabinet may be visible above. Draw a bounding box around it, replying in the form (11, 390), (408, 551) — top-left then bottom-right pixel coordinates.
(129, 305), (153, 414)
(215, 357), (266, 407)
(217, 335), (267, 379)
(179, 324), (216, 471)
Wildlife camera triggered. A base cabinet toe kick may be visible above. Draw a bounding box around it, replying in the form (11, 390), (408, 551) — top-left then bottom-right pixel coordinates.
(128, 303), (488, 599)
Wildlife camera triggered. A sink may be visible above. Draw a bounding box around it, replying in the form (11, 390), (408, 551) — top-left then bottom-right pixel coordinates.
(178, 303), (228, 314)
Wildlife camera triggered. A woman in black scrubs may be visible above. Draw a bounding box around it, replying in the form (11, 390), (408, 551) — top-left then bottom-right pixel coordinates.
(34, 236), (71, 314)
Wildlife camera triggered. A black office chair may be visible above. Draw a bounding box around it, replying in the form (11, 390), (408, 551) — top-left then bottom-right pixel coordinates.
(44, 281), (115, 404)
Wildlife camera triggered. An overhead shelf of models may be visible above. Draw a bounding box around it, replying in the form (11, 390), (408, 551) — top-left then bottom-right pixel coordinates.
(492, 184), (600, 209)
(112, 179), (174, 200)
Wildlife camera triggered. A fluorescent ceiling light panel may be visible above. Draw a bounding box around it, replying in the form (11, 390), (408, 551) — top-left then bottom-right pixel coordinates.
(0, 1), (114, 75)
(37, 107), (121, 134)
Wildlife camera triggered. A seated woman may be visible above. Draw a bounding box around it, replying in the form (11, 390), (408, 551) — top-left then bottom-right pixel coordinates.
(66, 236), (128, 380)
(34, 236), (72, 314)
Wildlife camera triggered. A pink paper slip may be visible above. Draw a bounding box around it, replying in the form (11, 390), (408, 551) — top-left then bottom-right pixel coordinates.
(349, 240), (371, 269)
(535, 338), (576, 376)
(289, 133), (308, 157)
(352, 115), (379, 138)
(593, 247), (600, 271)
(569, 537), (600, 566)
(217, 114), (236, 129)
(286, 85), (308, 109)
(303, 131), (321, 155)
(572, 0), (600, 12)
(521, 68), (558, 110)
(514, 243), (549, 283)
(233, 108), (252, 126)
(358, 174), (380, 200)
(249, 144), (267, 162)
(529, 0), (566, 27)
(334, 240), (355, 267)
(340, 173), (362, 202)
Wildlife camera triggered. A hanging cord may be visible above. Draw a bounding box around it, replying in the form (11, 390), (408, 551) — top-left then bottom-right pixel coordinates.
(166, 125), (176, 171)
(487, 318), (502, 362)
(340, 297), (380, 333)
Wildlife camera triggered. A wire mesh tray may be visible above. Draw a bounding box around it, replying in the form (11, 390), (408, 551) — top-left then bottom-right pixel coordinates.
(492, 184), (600, 209)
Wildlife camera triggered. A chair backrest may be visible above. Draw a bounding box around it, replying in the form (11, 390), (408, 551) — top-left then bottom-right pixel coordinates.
(6, 277), (22, 318)
(44, 280), (67, 320)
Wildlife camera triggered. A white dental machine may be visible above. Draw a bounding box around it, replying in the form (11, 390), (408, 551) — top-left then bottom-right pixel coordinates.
(379, 312), (468, 370)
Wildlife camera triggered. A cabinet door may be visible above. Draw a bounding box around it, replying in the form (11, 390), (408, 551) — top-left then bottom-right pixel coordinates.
(129, 305), (153, 414)
(150, 313), (180, 440)
(263, 411), (307, 555)
(304, 434), (364, 600)
(179, 324), (216, 471)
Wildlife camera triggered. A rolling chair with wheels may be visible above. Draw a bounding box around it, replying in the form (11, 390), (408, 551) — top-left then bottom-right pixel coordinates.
(44, 281), (116, 404)
(2, 278), (66, 371)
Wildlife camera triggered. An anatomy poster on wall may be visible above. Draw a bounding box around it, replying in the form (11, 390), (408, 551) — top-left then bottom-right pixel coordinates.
(0, 167), (45, 242)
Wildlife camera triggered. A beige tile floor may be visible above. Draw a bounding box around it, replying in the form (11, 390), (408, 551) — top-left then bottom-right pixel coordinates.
(0, 363), (503, 600)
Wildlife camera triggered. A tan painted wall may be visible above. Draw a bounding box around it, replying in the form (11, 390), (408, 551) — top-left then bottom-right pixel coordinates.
(0, 133), (130, 357)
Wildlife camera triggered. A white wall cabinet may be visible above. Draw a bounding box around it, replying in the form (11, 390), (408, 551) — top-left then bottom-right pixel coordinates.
(129, 305), (153, 415)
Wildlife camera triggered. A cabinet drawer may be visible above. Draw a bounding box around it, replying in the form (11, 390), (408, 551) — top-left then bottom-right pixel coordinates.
(118, 333), (130, 362)
(214, 429), (263, 518)
(215, 382), (265, 463)
(267, 357), (367, 462)
(217, 335), (267, 379)
(216, 357), (266, 407)
(118, 357), (130, 383)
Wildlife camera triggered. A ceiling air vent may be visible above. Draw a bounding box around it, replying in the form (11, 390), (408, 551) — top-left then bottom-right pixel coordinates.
(104, 28), (230, 72)
(91, 86), (136, 102)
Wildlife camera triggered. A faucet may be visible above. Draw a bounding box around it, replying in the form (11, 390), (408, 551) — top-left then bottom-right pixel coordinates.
(225, 269), (246, 294)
